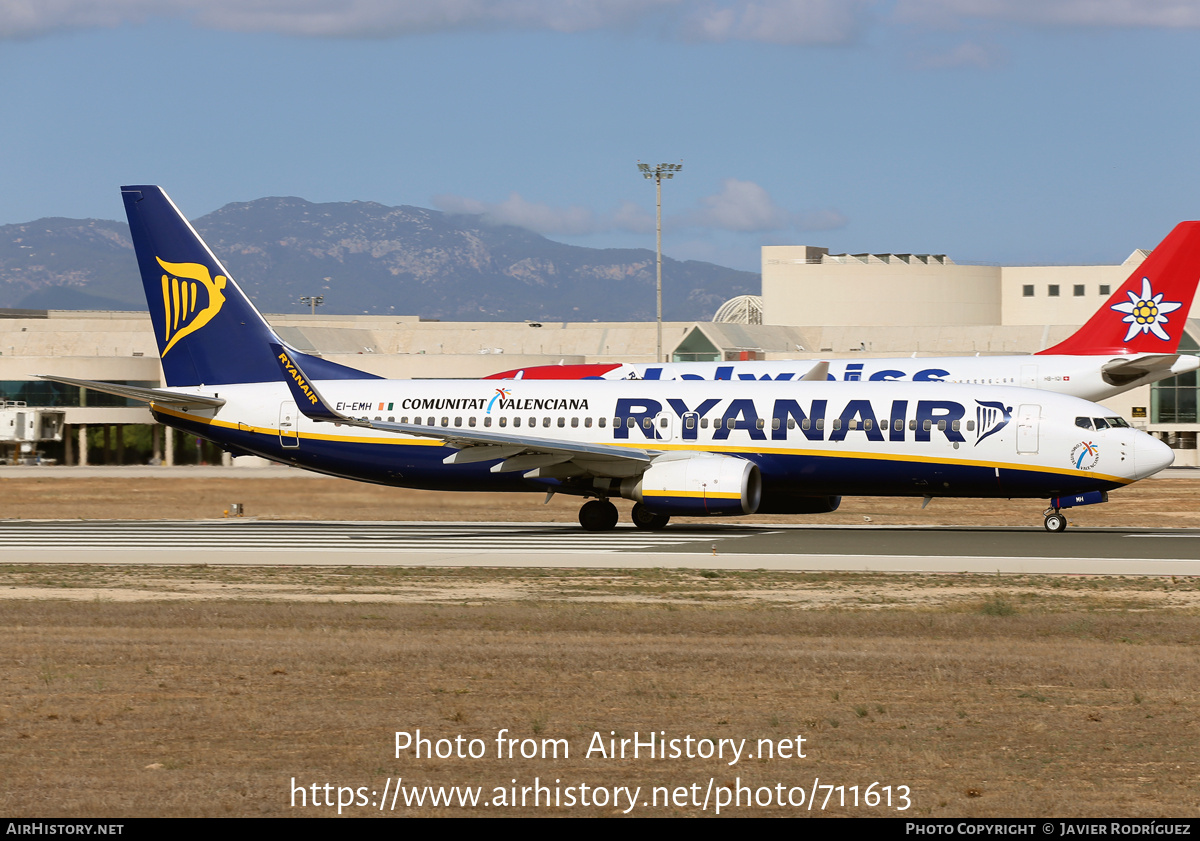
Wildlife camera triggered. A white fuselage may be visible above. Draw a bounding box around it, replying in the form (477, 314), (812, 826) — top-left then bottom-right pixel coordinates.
(154, 377), (1172, 507)
(546, 355), (1199, 402)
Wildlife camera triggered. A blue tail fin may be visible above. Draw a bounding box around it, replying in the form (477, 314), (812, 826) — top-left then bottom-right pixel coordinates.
(121, 185), (379, 387)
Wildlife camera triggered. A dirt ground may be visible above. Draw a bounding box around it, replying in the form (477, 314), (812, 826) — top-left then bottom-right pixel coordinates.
(2, 472), (1199, 818)
(3, 471), (1199, 528)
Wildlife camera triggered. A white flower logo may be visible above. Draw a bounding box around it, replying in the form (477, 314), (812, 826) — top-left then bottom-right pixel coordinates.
(1111, 277), (1182, 342)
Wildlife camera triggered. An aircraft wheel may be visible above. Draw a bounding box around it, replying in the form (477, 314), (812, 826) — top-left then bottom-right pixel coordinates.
(631, 502), (671, 531)
(579, 499), (619, 532)
(1044, 512), (1067, 533)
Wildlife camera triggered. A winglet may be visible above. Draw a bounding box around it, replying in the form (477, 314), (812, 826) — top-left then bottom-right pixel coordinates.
(271, 343), (354, 424)
(1039, 221), (1200, 355)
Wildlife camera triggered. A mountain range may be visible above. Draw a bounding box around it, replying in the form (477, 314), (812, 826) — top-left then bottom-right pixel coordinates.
(0, 197), (759, 321)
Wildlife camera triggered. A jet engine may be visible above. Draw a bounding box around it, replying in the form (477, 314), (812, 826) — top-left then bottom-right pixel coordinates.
(619, 453), (761, 516)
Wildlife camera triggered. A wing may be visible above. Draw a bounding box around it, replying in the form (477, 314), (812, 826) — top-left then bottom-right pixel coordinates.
(271, 344), (652, 479)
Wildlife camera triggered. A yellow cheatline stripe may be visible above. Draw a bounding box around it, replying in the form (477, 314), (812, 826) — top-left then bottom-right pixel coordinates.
(607, 440), (1133, 485)
(150, 405), (1133, 484)
(644, 490), (741, 499)
(152, 404), (443, 447)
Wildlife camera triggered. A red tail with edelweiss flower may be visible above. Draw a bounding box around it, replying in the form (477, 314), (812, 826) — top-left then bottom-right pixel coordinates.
(1039, 222), (1200, 356)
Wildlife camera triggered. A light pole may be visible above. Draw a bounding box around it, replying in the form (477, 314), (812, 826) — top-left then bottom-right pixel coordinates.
(299, 295), (324, 316)
(638, 161), (681, 363)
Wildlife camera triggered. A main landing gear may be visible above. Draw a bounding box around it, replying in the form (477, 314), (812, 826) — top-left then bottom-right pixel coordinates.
(579, 499), (619, 532)
(631, 502), (671, 531)
(577, 499), (673, 531)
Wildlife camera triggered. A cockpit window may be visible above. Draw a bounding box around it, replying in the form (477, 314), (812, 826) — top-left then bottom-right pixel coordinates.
(1108, 417), (1131, 428)
(1075, 417), (1093, 430)
(1092, 417), (1110, 430)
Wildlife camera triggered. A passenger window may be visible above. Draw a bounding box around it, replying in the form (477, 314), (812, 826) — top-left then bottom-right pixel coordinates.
(788, 419), (796, 430)
(514, 417), (522, 428)
(469, 417), (477, 427)
(816, 419), (824, 430)
(685, 417), (695, 429)
(951, 420), (960, 431)
(499, 417), (507, 427)
(568, 417), (576, 428)
(441, 417), (449, 427)
(374, 416), (381, 421)
(966, 420), (975, 431)
(544, 417), (552, 428)
(800, 419), (808, 431)
(714, 418), (723, 430)
(772, 418), (781, 431)
(401, 416), (409, 424)
(832, 419), (842, 431)
(484, 417), (492, 428)
(923, 420), (932, 432)
(756, 418), (765, 430)
(660, 416), (668, 427)
(598, 418), (606, 428)
(584, 418), (592, 428)
(909, 419), (917, 431)
(454, 417), (462, 427)
(388, 416), (395, 422)
(937, 420), (946, 431)
(893, 419), (903, 431)
(643, 418), (652, 429)
(1076, 417), (1093, 430)
(427, 417), (435, 426)
(864, 419), (873, 431)
(701, 418), (709, 429)
(627, 418), (636, 429)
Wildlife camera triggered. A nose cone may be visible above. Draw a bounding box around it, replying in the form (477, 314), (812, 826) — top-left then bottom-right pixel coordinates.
(1133, 432), (1174, 479)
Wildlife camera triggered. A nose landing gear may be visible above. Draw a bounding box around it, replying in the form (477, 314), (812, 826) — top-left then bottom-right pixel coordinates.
(1043, 509), (1067, 532)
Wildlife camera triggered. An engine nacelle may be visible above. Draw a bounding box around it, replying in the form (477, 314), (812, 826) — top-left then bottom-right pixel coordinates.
(620, 453), (761, 516)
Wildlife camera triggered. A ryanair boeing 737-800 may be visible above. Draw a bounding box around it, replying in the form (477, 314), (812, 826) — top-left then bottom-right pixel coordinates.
(40, 187), (1174, 532)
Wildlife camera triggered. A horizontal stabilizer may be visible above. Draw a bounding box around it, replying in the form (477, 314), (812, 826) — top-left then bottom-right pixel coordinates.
(1100, 354), (1197, 386)
(36, 375), (225, 409)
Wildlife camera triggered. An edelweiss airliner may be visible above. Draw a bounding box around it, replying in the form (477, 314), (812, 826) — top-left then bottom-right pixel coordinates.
(41, 187), (1175, 533)
(486, 222), (1200, 401)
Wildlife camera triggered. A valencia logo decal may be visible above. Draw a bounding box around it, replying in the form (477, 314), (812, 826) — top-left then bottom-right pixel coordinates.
(157, 257), (227, 356)
(1070, 441), (1100, 471)
(1111, 277), (1182, 343)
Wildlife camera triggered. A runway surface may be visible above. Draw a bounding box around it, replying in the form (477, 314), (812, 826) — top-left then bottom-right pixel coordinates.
(6, 520), (1200, 575)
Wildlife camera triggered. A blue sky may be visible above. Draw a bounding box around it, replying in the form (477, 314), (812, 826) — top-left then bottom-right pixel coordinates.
(2, 1), (1199, 271)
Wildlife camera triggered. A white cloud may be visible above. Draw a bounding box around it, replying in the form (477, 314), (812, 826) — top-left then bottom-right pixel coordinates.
(913, 39), (1005, 69)
(895, 0), (1200, 29)
(436, 179), (846, 239)
(679, 0), (879, 45)
(690, 178), (795, 232)
(433, 192), (598, 236)
(0, 0), (876, 43)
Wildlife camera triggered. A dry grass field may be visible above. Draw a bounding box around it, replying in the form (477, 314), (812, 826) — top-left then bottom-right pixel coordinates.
(1, 473), (1199, 817)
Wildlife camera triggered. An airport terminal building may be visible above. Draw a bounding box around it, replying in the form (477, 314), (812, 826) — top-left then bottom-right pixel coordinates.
(3, 238), (1199, 465)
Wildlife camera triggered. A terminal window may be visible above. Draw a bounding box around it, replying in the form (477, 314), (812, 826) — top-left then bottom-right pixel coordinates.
(1099, 285), (1111, 295)
(1048, 285), (1060, 297)
(1022, 285), (1034, 297)
(1073, 285), (1085, 296)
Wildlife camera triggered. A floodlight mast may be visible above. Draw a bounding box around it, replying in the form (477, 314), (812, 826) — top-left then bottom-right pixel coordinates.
(638, 161), (682, 363)
(299, 295), (324, 316)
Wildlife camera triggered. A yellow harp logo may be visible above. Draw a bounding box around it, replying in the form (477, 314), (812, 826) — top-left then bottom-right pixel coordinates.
(157, 257), (227, 356)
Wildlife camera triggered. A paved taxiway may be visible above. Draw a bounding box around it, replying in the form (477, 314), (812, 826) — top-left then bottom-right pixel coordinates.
(5, 520), (1200, 575)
